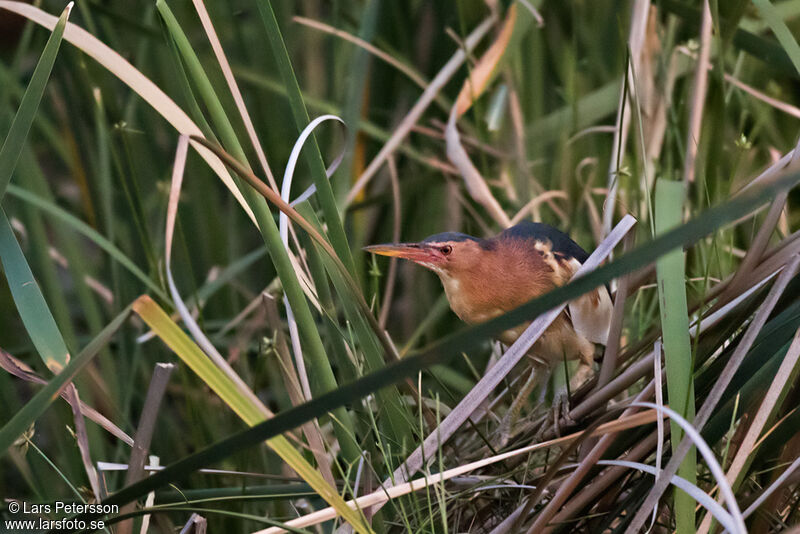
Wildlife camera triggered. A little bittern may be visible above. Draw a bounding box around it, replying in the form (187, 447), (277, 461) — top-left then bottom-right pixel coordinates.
(366, 221), (613, 443)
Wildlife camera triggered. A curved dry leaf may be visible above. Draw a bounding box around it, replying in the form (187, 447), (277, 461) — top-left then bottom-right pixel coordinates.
(454, 4), (517, 117)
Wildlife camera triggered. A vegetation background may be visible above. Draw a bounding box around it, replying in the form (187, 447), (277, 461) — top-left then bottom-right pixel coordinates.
(0, 0), (799, 532)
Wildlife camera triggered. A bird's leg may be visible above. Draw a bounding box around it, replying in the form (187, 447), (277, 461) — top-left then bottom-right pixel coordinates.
(496, 359), (548, 448)
(551, 342), (596, 437)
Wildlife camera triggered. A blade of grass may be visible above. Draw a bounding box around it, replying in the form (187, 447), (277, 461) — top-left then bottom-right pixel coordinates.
(752, 0), (800, 75)
(0, 2), (71, 199)
(0, 208), (70, 372)
(654, 178), (697, 534)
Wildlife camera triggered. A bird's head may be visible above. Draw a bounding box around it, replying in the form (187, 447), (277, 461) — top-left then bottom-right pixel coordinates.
(364, 232), (485, 278)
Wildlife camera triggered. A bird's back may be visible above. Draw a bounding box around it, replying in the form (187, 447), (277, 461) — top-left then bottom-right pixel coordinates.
(496, 221), (589, 264)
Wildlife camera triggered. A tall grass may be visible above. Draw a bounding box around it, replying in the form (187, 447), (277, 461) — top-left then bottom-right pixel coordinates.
(1, 1), (800, 533)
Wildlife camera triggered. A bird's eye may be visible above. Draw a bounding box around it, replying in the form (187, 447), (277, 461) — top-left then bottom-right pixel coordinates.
(440, 245), (453, 256)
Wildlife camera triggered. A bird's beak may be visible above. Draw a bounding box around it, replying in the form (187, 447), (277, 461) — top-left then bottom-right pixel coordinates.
(364, 243), (438, 264)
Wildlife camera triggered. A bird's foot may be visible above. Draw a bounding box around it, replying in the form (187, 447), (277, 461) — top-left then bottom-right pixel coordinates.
(495, 418), (513, 449)
(551, 389), (576, 438)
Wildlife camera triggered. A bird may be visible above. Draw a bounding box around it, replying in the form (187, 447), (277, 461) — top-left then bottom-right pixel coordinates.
(365, 221), (614, 444)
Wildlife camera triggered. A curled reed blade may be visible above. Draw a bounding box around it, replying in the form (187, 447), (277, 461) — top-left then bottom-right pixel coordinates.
(445, 5), (517, 228)
(595, 460), (741, 534)
(164, 135), (268, 414)
(630, 402), (747, 534)
(254, 0), (354, 272)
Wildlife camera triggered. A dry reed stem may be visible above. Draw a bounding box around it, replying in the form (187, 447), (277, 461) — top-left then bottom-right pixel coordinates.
(64, 384), (101, 500)
(547, 231), (800, 438)
(444, 7), (517, 228)
(682, 0), (713, 184)
(262, 294), (335, 488)
(728, 136), (800, 293)
(118, 363), (174, 534)
(446, 105), (511, 227)
(526, 382), (657, 533)
(602, 0), (650, 235)
(510, 190), (568, 225)
(594, 231), (636, 391)
(0, 349), (133, 445)
(378, 156), (401, 329)
(677, 45), (800, 120)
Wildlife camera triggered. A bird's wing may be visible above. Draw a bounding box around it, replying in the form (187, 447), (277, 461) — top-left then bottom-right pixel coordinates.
(565, 259), (614, 345)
